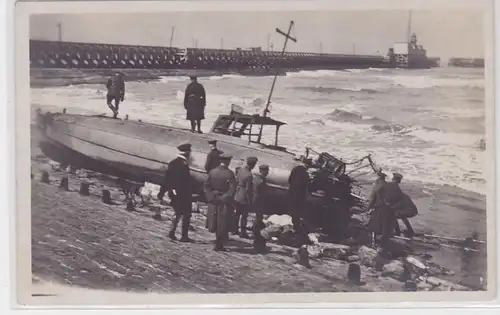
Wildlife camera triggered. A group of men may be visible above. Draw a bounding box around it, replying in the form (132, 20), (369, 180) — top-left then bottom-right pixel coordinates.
(106, 73), (207, 134)
(365, 170), (417, 247)
(157, 140), (272, 253)
(107, 73), (416, 251)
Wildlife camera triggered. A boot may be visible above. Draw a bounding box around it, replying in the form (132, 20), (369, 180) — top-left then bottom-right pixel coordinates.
(168, 230), (177, 241)
(213, 238), (225, 251)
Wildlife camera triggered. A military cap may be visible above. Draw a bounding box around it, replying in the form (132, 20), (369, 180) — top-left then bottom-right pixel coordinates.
(246, 156), (258, 165)
(259, 164), (270, 170)
(208, 140), (217, 145)
(392, 172), (403, 180)
(220, 153), (233, 160)
(189, 75), (197, 80)
(177, 143), (192, 153)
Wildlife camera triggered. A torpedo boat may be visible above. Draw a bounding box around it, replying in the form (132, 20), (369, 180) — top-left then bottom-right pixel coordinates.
(33, 20), (381, 237)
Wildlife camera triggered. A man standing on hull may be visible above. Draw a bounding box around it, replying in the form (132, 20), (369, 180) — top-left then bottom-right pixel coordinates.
(184, 75), (206, 133)
(234, 156), (258, 238)
(106, 72), (125, 118)
(157, 143), (194, 242)
(204, 140), (222, 173)
(204, 153), (237, 251)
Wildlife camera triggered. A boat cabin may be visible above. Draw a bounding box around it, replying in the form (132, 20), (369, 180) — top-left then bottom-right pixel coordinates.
(210, 104), (288, 152)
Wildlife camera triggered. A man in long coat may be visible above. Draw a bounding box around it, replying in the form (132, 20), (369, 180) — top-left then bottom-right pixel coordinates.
(390, 173), (417, 237)
(204, 153), (237, 251)
(366, 170), (387, 210)
(184, 76), (206, 133)
(252, 164), (270, 253)
(233, 156), (258, 238)
(367, 171), (402, 247)
(204, 140), (222, 173)
(106, 72), (125, 118)
(288, 159), (311, 234)
(157, 143), (194, 242)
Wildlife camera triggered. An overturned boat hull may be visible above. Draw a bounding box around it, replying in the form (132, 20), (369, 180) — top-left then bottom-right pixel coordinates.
(35, 110), (358, 236)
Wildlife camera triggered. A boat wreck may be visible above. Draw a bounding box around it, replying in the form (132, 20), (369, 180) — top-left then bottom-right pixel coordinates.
(33, 20), (384, 239)
(35, 103), (381, 239)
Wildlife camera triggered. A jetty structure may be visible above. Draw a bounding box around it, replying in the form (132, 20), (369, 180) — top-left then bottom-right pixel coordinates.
(29, 39), (388, 73)
(448, 57), (484, 68)
(30, 15), (441, 73)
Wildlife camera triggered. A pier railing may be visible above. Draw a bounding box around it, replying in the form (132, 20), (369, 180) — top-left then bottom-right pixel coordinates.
(29, 39), (386, 71)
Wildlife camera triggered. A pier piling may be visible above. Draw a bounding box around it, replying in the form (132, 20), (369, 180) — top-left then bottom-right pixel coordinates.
(40, 171), (50, 184)
(79, 182), (90, 196)
(101, 189), (112, 204)
(59, 177), (69, 191)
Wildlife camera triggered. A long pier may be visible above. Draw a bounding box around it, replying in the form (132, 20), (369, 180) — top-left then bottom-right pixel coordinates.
(30, 40), (388, 73)
(448, 57), (484, 68)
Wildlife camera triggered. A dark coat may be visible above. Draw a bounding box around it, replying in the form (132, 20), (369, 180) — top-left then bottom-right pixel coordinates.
(288, 165), (310, 214)
(106, 76), (125, 98)
(367, 181), (402, 236)
(204, 165), (236, 236)
(366, 179), (387, 210)
(392, 192), (418, 219)
(252, 173), (268, 211)
(234, 166), (253, 205)
(184, 81), (206, 121)
(204, 148), (222, 173)
(288, 164), (309, 198)
(158, 156), (193, 209)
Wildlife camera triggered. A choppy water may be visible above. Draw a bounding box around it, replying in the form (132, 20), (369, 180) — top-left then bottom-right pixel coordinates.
(31, 67), (486, 195)
(31, 67), (487, 289)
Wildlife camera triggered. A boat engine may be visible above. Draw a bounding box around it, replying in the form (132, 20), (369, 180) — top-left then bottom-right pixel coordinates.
(299, 148), (357, 237)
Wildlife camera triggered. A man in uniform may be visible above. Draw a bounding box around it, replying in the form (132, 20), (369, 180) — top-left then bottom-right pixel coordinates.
(106, 72), (125, 118)
(252, 164), (270, 253)
(203, 153), (237, 251)
(367, 171), (404, 247)
(234, 156), (258, 238)
(184, 75), (206, 133)
(288, 158), (311, 234)
(157, 143), (194, 242)
(390, 173), (417, 237)
(366, 169), (388, 211)
(204, 140), (222, 173)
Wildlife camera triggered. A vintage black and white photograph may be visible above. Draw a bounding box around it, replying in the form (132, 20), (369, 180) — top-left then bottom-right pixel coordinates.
(15, 0), (495, 306)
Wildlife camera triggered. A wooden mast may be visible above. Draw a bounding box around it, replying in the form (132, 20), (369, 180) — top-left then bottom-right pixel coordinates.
(257, 20), (297, 143)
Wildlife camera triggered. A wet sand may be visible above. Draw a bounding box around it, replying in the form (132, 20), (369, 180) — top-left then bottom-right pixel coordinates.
(29, 131), (393, 294)
(29, 121), (483, 297)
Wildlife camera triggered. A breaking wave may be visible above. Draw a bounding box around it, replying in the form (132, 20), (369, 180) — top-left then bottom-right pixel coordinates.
(378, 74), (484, 90)
(294, 86), (379, 94)
(158, 76), (189, 83)
(207, 74), (245, 80)
(326, 108), (479, 148)
(285, 69), (344, 78)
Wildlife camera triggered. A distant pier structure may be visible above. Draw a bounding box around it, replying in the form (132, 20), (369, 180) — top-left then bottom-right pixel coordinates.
(448, 57), (484, 68)
(29, 39), (389, 73)
(384, 33), (440, 69)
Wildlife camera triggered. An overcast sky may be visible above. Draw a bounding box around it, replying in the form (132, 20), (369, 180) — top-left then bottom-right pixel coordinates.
(30, 9), (485, 59)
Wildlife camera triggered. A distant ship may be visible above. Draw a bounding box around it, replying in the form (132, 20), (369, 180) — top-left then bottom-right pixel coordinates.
(383, 11), (441, 69)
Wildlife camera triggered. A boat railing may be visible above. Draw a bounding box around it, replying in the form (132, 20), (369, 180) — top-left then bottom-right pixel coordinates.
(210, 104), (287, 148)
